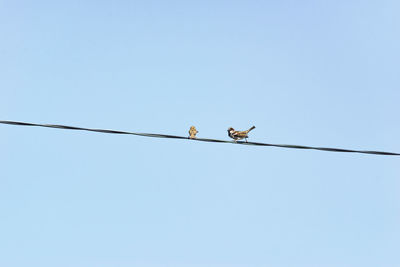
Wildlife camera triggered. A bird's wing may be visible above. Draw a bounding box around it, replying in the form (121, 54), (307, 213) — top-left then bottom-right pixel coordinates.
(233, 131), (248, 137)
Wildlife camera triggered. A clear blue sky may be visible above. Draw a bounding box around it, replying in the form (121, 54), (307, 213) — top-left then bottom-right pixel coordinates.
(1, 1), (399, 266)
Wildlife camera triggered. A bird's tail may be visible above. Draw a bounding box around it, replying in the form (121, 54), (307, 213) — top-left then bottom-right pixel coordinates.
(247, 126), (256, 132)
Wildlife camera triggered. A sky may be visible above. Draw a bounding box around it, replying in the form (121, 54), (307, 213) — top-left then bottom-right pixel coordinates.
(1, 0), (400, 266)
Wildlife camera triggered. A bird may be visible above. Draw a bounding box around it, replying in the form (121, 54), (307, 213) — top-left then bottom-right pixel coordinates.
(227, 126), (256, 142)
(188, 126), (198, 139)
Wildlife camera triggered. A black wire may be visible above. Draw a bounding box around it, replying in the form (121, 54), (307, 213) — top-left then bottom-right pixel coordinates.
(1, 120), (399, 156)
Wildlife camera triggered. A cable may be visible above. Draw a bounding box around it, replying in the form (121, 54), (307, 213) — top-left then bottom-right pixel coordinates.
(1, 120), (399, 156)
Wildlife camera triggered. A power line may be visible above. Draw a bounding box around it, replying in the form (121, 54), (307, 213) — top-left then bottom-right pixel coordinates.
(1, 120), (399, 156)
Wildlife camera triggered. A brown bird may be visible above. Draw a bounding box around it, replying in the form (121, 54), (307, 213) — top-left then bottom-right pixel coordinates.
(188, 126), (198, 139)
(228, 126), (256, 142)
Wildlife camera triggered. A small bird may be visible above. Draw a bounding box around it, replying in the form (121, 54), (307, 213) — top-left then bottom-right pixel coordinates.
(228, 126), (256, 142)
(188, 126), (199, 139)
